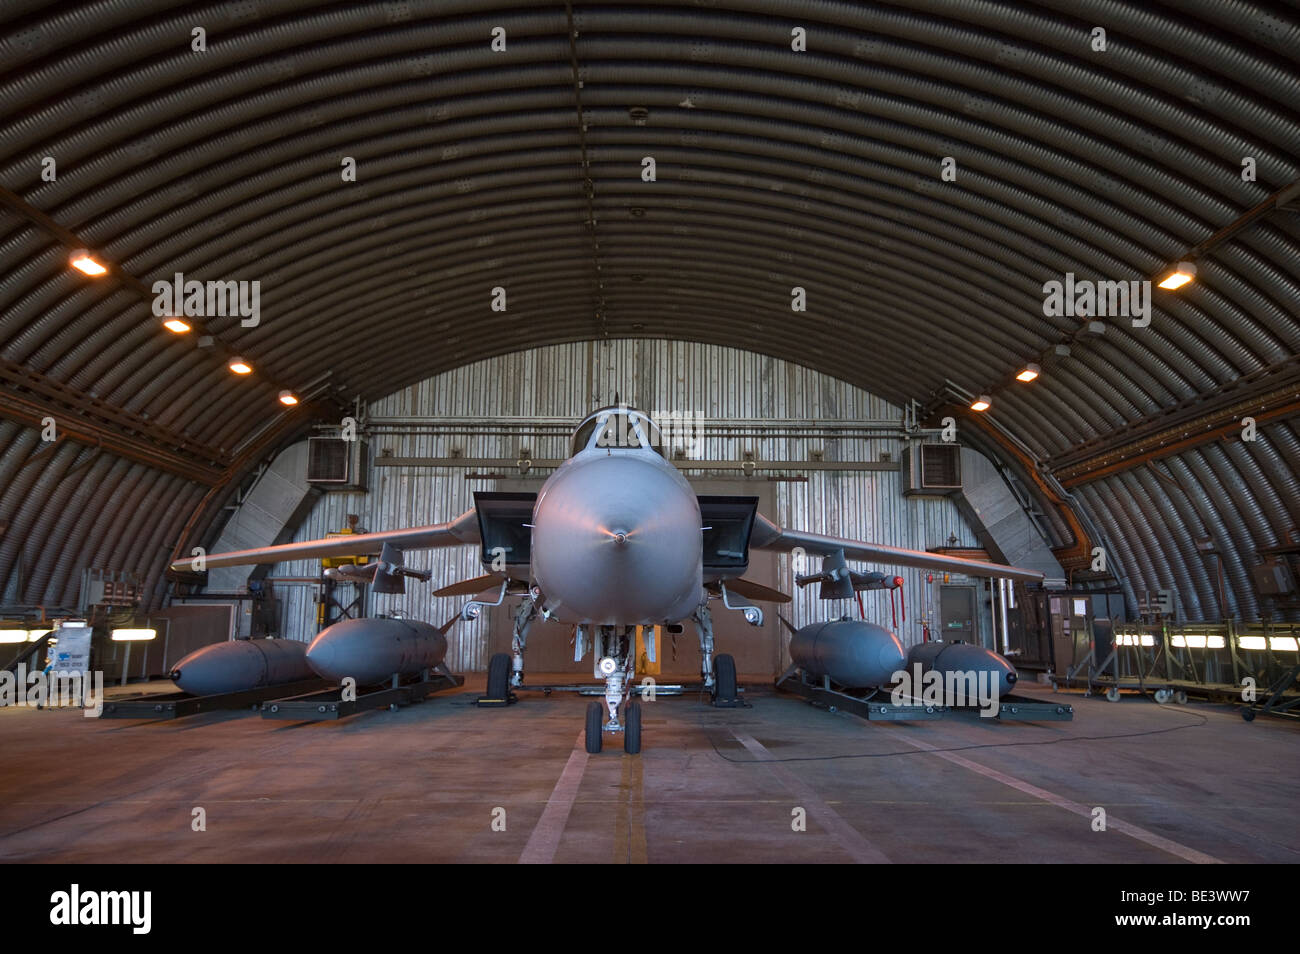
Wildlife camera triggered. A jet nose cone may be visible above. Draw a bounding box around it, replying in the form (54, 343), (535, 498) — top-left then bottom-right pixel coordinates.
(532, 455), (703, 623)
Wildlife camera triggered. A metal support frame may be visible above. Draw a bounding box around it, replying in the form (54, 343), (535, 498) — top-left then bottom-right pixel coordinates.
(100, 677), (330, 719)
(776, 668), (1073, 722)
(261, 667), (463, 720)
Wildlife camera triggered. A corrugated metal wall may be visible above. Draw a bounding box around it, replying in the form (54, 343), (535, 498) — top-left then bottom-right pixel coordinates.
(265, 340), (977, 669)
(2, 1), (1298, 636)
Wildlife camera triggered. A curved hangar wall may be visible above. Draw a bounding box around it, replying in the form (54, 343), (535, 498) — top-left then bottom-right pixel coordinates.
(0, 3), (1297, 626)
(262, 340), (984, 672)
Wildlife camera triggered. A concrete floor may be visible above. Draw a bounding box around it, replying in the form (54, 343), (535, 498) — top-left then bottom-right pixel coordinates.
(1, 676), (1295, 863)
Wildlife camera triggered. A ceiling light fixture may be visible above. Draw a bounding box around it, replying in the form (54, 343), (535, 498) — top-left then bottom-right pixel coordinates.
(69, 250), (107, 276)
(1157, 261), (1197, 290)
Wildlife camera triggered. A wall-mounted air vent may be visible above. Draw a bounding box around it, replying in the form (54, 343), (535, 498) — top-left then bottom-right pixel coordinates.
(902, 443), (962, 496)
(307, 437), (368, 491)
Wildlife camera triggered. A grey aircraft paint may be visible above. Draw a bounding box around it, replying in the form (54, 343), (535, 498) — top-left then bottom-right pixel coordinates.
(905, 641), (1018, 699)
(305, 617), (449, 686)
(787, 618), (907, 689)
(170, 638), (313, 696)
(530, 409), (704, 625)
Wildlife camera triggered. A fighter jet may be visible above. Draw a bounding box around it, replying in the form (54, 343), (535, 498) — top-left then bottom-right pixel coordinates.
(171, 405), (1042, 754)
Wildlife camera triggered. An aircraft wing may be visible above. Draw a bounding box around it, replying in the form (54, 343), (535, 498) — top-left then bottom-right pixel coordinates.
(169, 508), (480, 571)
(749, 514), (1044, 583)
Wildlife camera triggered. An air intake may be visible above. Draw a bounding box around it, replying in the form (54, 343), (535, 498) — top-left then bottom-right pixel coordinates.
(902, 443), (962, 496)
(307, 438), (368, 490)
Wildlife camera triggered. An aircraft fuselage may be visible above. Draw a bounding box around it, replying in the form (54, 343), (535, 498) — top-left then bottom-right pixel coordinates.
(530, 415), (704, 626)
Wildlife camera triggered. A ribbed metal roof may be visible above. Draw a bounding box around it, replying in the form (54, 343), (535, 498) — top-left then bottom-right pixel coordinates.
(0, 1), (1297, 619)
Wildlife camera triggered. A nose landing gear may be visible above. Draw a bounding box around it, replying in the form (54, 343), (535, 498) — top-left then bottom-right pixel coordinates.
(583, 626), (642, 754)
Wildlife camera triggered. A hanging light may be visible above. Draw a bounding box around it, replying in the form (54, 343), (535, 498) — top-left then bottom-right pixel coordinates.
(1157, 261), (1197, 290)
(970, 395), (991, 412)
(1015, 363), (1040, 382)
(69, 250), (108, 276)
(228, 357), (253, 375)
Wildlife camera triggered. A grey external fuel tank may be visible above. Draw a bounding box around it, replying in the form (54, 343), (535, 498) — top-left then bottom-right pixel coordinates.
(905, 641), (1018, 698)
(170, 638), (313, 695)
(305, 617), (448, 685)
(788, 618), (907, 689)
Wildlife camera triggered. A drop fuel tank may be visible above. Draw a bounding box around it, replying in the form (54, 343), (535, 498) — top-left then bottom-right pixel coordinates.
(305, 617), (448, 685)
(789, 618), (906, 689)
(904, 640), (1018, 698)
(170, 638), (313, 696)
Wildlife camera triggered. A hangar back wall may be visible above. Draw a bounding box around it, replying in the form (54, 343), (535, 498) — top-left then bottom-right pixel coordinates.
(255, 339), (982, 673)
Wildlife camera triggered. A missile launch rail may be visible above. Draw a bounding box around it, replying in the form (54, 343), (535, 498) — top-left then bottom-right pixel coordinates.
(100, 678), (331, 719)
(776, 669), (1074, 722)
(261, 667), (463, 720)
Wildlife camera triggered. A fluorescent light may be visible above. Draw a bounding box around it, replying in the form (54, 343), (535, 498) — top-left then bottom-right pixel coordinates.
(1158, 261), (1197, 290)
(278, 390), (299, 406)
(27, 629), (51, 642)
(0, 629), (27, 643)
(69, 250), (108, 276)
(1238, 636), (1266, 650)
(163, 317), (191, 334)
(1015, 363), (1040, 382)
(228, 358), (253, 375)
(1271, 636), (1298, 652)
(110, 628), (156, 641)
(970, 395), (991, 412)
(1173, 633), (1220, 649)
(1116, 633), (1156, 647)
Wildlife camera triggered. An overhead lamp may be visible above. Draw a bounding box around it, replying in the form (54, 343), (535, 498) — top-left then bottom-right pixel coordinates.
(1272, 636), (1298, 652)
(162, 317), (191, 334)
(228, 357), (253, 375)
(1237, 635), (1266, 650)
(69, 250), (108, 276)
(1015, 363), (1040, 382)
(1157, 261), (1197, 290)
(110, 628), (156, 641)
(970, 395), (991, 412)
(278, 390), (299, 406)
(27, 628), (51, 642)
(0, 629), (27, 644)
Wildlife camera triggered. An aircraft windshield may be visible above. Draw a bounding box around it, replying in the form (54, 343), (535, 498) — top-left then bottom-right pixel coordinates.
(570, 408), (665, 457)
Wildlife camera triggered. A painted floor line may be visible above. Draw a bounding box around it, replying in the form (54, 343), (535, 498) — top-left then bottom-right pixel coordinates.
(890, 731), (1224, 864)
(732, 731), (892, 864)
(519, 731), (589, 864)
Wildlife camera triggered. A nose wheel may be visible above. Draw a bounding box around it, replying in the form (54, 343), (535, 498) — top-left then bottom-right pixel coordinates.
(585, 698), (642, 754)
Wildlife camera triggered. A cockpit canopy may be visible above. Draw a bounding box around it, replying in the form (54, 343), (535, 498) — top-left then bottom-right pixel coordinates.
(571, 406), (664, 457)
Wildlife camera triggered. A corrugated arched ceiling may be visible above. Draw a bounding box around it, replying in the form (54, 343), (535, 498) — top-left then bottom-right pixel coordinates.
(0, 1), (1298, 620)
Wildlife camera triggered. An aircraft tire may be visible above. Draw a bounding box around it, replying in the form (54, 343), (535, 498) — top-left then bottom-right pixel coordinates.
(624, 699), (642, 754)
(485, 652), (511, 701)
(585, 701), (604, 753)
(713, 654), (737, 703)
